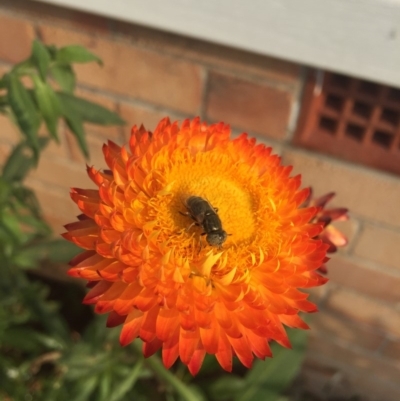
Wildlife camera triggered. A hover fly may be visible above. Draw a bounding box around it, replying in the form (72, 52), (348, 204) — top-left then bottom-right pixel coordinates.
(181, 196), (228, 249)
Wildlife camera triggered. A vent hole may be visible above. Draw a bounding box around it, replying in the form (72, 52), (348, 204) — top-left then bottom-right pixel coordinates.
(345, 123), (365, 142)
(329, 74), (351, 90)
(325, 95), (344, 112)
(373, 130), (393, 148)
(319, 116), (338, 135)
(381, 109), (399, 127)
(353, 102), (372, 119)
(358, 81), (380, 98)
(387, 88), (400, 104)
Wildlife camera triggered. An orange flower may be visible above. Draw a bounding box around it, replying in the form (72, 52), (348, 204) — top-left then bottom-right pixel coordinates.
(63, 118), (329, 374)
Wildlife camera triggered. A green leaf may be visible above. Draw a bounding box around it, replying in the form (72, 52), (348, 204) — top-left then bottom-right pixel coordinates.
(235, 329), (307, 401)
(0, 213), (25, 245)
(50, 64), (76, 92)
(48, 240), (81, 263)
(109, 360), (144, 401)
(32, 75), (61, 141)
(12, 186), (42, 217)
(0, 179), (12, 205)
(31, 40), (51, 81)
(98, 372), (112, 401)
(208, 376), (246, 400)
(55, 45), (103, 65)
(63, 110), (89, 159)
(7, 75), (41, 160)
(72, 375), (99, 401)
(2, 143), (34, 182)
(2, 138), (49, 182)
(2, 327), (55, 353)
(57, 92), (125, 125)
(12, 239), (69, 269)
(0, 95), (7, 107)
(14, 213), (50, 237)
(56, 91), (89, 157)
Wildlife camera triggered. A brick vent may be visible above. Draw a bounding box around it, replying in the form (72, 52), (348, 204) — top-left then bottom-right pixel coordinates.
(294, 71), (400, 175)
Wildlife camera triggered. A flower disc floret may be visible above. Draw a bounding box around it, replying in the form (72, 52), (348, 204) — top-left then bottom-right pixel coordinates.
(63, 118), (328, 374)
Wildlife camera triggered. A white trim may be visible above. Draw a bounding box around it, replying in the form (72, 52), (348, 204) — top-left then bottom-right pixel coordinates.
(34, 0), (400, 87)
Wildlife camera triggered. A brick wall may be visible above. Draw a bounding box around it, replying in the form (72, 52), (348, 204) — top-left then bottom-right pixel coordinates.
(0, 1), (399, 399)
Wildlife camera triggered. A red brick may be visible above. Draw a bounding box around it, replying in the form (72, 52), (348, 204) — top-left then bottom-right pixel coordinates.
(0, 14), (35, 63)
(118, 101), (182, 142)
(206, 72), (293, 139)
(306, 332), (400, 386)
(0, 142), (12, 165)
(327, 255), (400, 303)
(0, 62), (10, 76)
(300, 363), (361, 401)
(0, 113), (69, 168)
(28, 178), (80, 234)
(27, 153), (93, 191)
(325, 287), (400, 337)
(74, 88), (123, 140)
(302, 360), (400, 401)
(282, 149), (400, 227)
(347, 371), (400, 401)
(354, 224), (400, 271)
(66, 130), (113, 169)
(0, 112), (20, 145)
(382, 338), (400, 361)
(39, 25), (203, 114)
(311, 310), (385, 351)
(114, 21), (300, 86)
(37, 119), (71, 158)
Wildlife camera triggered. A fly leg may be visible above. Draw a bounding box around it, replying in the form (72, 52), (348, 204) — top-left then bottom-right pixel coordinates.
(179, 210), (199, 232)
(198, 232), (206, 253)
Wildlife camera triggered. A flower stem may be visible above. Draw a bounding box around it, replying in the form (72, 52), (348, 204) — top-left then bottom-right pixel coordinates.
(132, 341), (203, 401)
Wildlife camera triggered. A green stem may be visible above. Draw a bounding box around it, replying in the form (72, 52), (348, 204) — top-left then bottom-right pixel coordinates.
(132, 341), (203, 401)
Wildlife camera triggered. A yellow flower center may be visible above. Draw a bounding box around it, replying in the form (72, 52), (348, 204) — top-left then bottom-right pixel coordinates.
(151, 146), (279, 264)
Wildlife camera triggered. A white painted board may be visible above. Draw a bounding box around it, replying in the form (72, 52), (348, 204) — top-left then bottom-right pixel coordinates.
(33, 0), (400, 87)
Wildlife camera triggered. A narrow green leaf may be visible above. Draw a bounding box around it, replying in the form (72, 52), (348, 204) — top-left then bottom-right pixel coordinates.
(63, 111), (89, 159)
(32, 75), (61, 141)
(56, 45), (103, 65)
(16, 239), (81, 265)
(10, 252), (37, 270)
(47, 240), (81, 263)
(98, 373), (112, 401)
(12, 186), (42, 217)
(57, 92), (125, 125)
(7, 75), (41, 159)
(235, 330), (307, 401)
(32, 40), (51, 81)
(13, 57), (35, 71)
(1, 139), (31, 183)
(71, 375), (99, 401)
(207, 376), (246, 400)
(50, 64), (76, 93)
(2, 138), (48, 182)
(0, 213), (25, 245)
(0, 179), (11, 205)
(2, 327), (44, 353)
(15, 213), (50, 235)
(109, 359), (144, 401)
